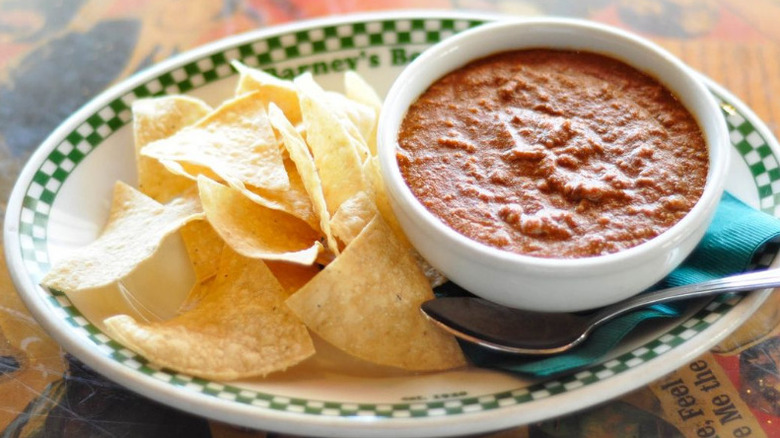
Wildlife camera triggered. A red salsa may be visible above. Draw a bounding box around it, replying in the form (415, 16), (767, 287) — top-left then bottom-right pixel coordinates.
(397, 49), (708, 258)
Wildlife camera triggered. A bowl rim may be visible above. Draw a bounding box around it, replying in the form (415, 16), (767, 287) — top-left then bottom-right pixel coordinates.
(377, 16), (730, 274)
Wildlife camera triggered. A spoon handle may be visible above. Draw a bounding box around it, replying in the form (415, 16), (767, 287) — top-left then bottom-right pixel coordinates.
(589, 268), (780, 328)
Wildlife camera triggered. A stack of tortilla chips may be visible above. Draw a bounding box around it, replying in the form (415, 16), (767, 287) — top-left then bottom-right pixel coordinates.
(41, 62), (466, 380)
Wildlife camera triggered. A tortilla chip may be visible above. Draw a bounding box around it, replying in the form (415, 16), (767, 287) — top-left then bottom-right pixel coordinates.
(325, 91), (372, 162)
(104, 247), (315, 380)
(198, 176), (322, 265)
(177, 276), (215, 314)
(268, 103), (337, 253)
(330, 191), (376, 248)
(149, 154), (316, 227)
(265, 260), (321, 297)
(285, 216), (466, 371)
(344, 70), (382, 115)
(141, 91), (290, 192)
(344, 70), (382, 156)
(179, 219), (224, 281)
(232, 60), (302, 125)
(362, 156), (409, 247)
(41, 182), (203, 293)
(362, 157), (447, 287)
(133, 96), (212, 202)
(294, 73), (367, 216)
(246, 157), (318, 227)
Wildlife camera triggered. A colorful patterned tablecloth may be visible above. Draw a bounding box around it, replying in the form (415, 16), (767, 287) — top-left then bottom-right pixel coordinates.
(2, 1), (780, 436)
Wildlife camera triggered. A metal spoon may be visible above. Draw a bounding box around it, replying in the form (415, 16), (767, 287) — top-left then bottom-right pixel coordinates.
(421, 268), (780, 355)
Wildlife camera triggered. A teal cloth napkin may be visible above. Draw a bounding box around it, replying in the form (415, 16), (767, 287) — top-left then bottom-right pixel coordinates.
(440, 191), (780, 377)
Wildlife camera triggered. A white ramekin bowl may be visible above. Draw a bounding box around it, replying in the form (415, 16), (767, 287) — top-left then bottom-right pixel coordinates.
(377, 18), (730, 312)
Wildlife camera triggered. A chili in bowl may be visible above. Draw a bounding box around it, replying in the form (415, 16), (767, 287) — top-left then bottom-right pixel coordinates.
(377, 18), (729, 312)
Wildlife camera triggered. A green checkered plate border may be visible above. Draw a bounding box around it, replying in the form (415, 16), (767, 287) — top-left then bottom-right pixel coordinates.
(5, 12), (780, 437)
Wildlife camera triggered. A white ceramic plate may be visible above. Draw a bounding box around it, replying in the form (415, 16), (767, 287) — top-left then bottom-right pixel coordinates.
(5, 11), (780, 438)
